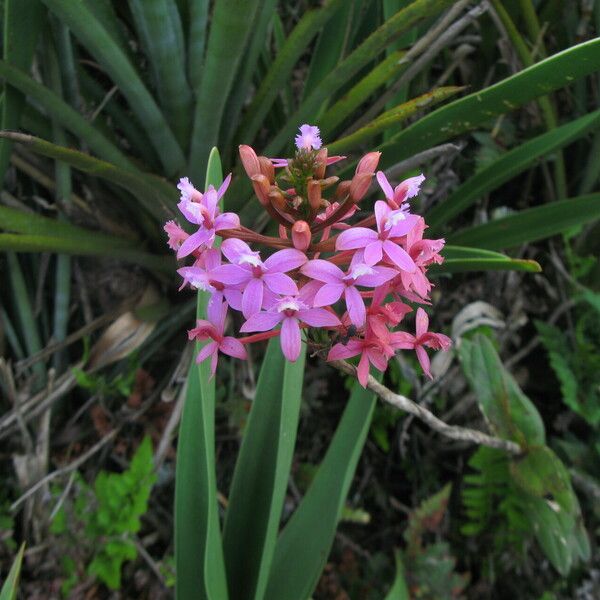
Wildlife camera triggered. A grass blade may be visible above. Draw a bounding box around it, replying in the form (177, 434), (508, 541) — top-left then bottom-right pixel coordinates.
(223, 338), (307, 600)
(175, 148), (229, 600)
(448, 194), (600, 250)
(0, 543), (25, 600)
(430, 246), (541, 274)
(187, 0), (209, 91)
(40, 0), (185, 176)
(265, 380), (377, 600)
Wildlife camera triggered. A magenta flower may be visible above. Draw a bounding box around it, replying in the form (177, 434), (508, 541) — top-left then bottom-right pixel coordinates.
(335, 201), (418, 272)
(164, 220), (188, 251)
(295, 124), (322, 150)
(241, 296), (340, 361)
(301, 259), (397, 327)
(176, 174), (240, 259)
(188, 302), (247, 375)
(210, 239), (307, 318)
(376, 171), (425, 208)
(390, 308), (451, 378)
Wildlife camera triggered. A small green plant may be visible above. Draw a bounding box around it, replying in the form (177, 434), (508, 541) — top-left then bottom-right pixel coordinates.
(51, 436), (156, 593)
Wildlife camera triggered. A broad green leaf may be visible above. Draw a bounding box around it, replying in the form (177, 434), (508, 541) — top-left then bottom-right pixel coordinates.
(128, 0), (192, 148)
(459, 335), (545, 447)
(0, 543), (25, 600)
(188, 0), (262, 180)
(383, 551), (410, 600)
(0, 0), (44, 183)
(40, 0), (185, 176)
(448, 194), (600, 250)
(175, 148), (229, 600)
(430, 245), (541, 274)
(265, 380), (378, 600)
(0, 132), (177, 220)
(264, 0), (456, 157)
(237, 0), (345, 144)
(0, 60), (136, 170)
(187, 0), (209, 91)
(376, 37), (600, 172)
(427, 109), (600, 232)
(327, 87), (463, 153)
(223, 338), (306, 600)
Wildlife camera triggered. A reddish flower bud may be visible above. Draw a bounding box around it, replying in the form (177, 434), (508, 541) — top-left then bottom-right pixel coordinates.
(314, 148), (328, 179)
(349, 172), (373, 202)
(292, 220), (311, 251)
(258, 156), (275, 182)
(239, 145), (261, 178)
(355, 151), (381, 175)
(268, 189), (288, 213)
(307, 179), (322, 212)
(320, 176), (339, 189)
(251, 174), (270, 205)
(334, 180), (352, 201)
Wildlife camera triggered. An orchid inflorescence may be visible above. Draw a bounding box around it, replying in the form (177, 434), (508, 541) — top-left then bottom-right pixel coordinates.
(164, 124), (451, 386)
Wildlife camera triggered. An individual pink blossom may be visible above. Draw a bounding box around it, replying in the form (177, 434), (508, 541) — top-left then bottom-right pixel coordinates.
(210, 239), (307, 318)
(301, 259), (397, 327)
(164, 220), (188, 251)
(295, 124), (322, 150)
(188, 302), (247, 375)
(335, 201), (419, 272)
(376, 171), (425, 209)
(241, 296), (340, 361)
(390, 308), (451, 378)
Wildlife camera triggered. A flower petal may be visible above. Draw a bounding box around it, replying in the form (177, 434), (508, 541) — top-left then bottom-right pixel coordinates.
(263, 272), (298, 295)
(298, 307), (341, 327)
(382, 240), (416, 273)
(363, 241), (383, 266)
(344, 285), (366, 327)
(264, 248), (307, 273)
(281, 317), (301, 361)
(327, 340), (362, 361)
(415, 307), (429, 338)
(242, 277), (264, 318)
(217, 173), (232, 199)
(301, 259), (344, 283)
(313, 283), (345, 307)
(376, 171), (394, 200)
(195, 341), (218, 364)
(219, 336), (247, 360)
(415, 346), (432, 378)
(240, 311), (283, 333)
(357, 352), (370, 387)
(388, 213), (419, 238)
(354, 266), (398, 287)
(214, 212), (240, 232)
(210, 264), (251, 285)
(374, 200), (391, 232)
(335, 227), (378, 251)
(176, 228), (212, 259)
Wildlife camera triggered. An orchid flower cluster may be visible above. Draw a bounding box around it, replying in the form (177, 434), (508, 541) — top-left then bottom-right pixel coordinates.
(164, 124), (451, 386)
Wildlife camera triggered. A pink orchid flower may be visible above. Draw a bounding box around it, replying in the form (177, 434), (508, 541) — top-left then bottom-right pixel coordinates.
(164, 220), (188, 251)
(301, 258), (397, 327)
(390, 308), (451, 378)
(188, 302), (247, 375)
(209, 239), (307, 318)
(376, 171), (425, 209)
(335, 201), (418, 272)
(295, 124), (322, 150)
(241, 296), (340, 362)
(176, 174), (240, 259)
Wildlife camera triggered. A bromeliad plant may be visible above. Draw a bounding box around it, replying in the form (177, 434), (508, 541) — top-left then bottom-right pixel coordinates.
(167, 125), (451, 386)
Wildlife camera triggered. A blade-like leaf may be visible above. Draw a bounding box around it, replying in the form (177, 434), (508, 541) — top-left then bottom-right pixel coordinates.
(427, 108), (600, 232)
(223, 338), (306, 600)
(175, 148), (229, 600)
(448, 194), (600, 250)
(265, 380), (377, 600)
(0, 543), (25, 600)
(327, 86), (463, 153)
(377, 38), (600, 171)
(40, 0), (185, 176)
(383, 551), (410, 600)
(431, 245), (541, 274)
(187, 0), (209, 91)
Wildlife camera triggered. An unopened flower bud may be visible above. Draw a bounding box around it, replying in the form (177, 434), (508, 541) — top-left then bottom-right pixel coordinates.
(258, 156), (275, 182)
(292, 221), (311, 251)
(251, 174), (270, 205)
(320, 176), (339, 190)
(334, 180), (352, 201)
(268, 189), (287, 212)
(349, 172), (373, 202)
(239, 145), (261, 178)
(307, 179), (322, 211)
(314, 148), (328, 179)
(355, 151), (381, 175)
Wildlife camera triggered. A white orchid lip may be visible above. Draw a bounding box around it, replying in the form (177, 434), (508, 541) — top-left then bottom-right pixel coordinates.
(276, 297), (303, 313)
(345, 264), (375, 280)
(238, 252), (262, 267)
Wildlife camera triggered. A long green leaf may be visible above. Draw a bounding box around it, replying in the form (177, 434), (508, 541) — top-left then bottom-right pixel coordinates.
(383, 552), (410, 600)
(187, 0), (209, 91)
(448, 194), (600, 250)
(0, 60), (136, 170)
(0, 132), (177, 220)
(0, 543), (25, 600)
(427, 109), (600, 232)
(377, 38), (600, 171)
(40, 0), (185, 176)
(264, 0), (455, 157)
(175, 148), (229, 600)
(237, 0), (345, 144)
(223, 338), (306, 600)
(188, 0), (262, 180)
(327, 86), (463, 153)
(430, 245), (541, 274)
(264, 380), (377, 600)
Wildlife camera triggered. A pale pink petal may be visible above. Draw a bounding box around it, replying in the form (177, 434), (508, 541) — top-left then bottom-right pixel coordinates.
(210, 351), (219, 375)
(263, 272), (298, 295)
(281, 317), (301, 361)
(204, 247), (221, 270)
(388, 213), (419, 238)
(335, 228), (378, 251)
(217, 173), (232, 199)
(264, 248), (307, 273)
(214, 212), (240, 231)
(344, 286), (366, 327)
(376, 171), (394, 200)
(415, 346), (432, 378)
(242, 278), (264, 318)
(240, 311), (283, 333)
(363, 241), (383, 266)
(383, 240), (416, 273)
(195, 341), (218, 364)
(354, 266), (398, 287)
(177, 228), (212, 259)
(314, 283), (345, 307)
(298, 307), (341, 327)
(207, 294), (225, 329)
(301, 259), (344, 283)
(357, 352), (370, 387)
(327, 340), (362, 361)
(389, 331), (415, 350)
(298, 280), (324, 305)
(210, 264), (251, 285)
(366, 347), (388, 372)
(374, 201), (391, 233)
(219, 337), (247, 360)
(415, 307), (429, 338)
(177, 199), (204, 224)
(203, 188), (219, 217)
(223, 288), (243, 311)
